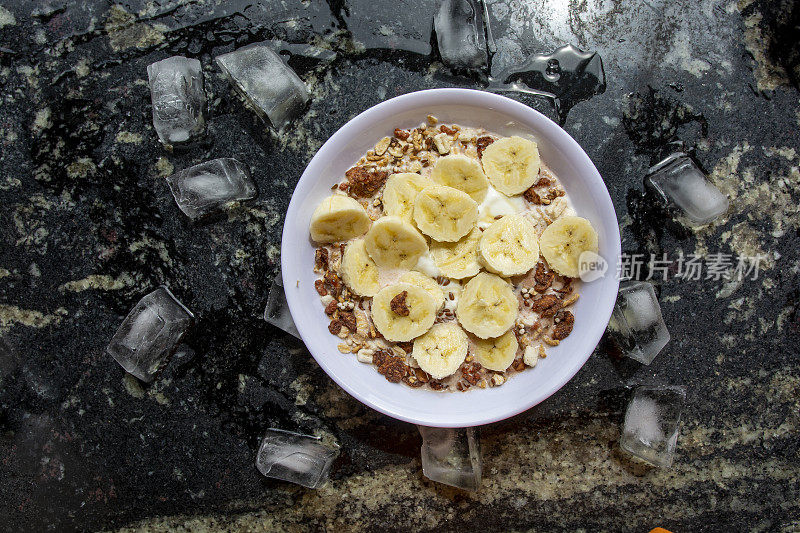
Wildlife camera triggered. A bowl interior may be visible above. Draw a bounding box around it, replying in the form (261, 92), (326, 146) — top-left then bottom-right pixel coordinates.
(282, 89), (620, 427)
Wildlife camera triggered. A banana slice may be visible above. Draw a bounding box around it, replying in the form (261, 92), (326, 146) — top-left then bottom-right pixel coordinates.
(412, 322), (469, 379)
(481, 136), (541, 195)
(309, 195), (371, 243)
(340, 238), (380, 297)
(413, 185), (478, 242)
(364, 216), (429, 269)
(456, 272), (518, 339)
(539, 216), (599, 277)
(430, 228), (482, 279)
(382, 173), (429, 223)
(479, 214), (540, 276)
(399, 271), (445, 307)
(472, 330), (519, 372)
(431, 154), (489, 202)
(371, 283), (437, 341)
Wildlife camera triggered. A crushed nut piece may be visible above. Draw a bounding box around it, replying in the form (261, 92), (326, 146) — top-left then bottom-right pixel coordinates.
(523, 345), (539, 367)
(492, 374), (506, 386)
(427, 114), (438, 125)
(542, 336), (560, 346)
(315, 248), (329, 271)
(439, 124), (457, 135)
(461, 361), (482, 385)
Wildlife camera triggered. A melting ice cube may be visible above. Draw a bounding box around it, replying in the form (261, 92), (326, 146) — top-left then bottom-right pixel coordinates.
(607, 281), (670, 365)
(264, 268), (300, 339)
(107, 286), (194, 382)
(418, 426), (482, 491)
(215, 43), (310, 130)
(620, 385), (686, 467)
(645, 153), (729, 225)
(434, 0), (488, 69)
(256, 429), (339, 489)
(147, 56), (206, 145)
(166, 158), (256, 220)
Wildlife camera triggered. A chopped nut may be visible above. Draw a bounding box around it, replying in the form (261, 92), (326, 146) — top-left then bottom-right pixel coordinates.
(429, 379), (447, 391)
(356, 348), (374, 363)
(523, 187), (543, 204)
(427, 114), (438, 125)
(476, 136), (494, 158)
(390, 290), (410, 316)
(535, 176), (553, 187)
(433, 133), (451, 154)
(394, 128), (410, 141)
(530, 294), (562, 317)
(523, 345), (539, 367)
(374, 136), (391, 156)
(561, 293), (579, 307)
(396, 341), (414, 354)
(439, 124), (457, 135)
(542, 336), (560, 346)
(512, 358), (526, 371)
(491, 374), (505, 386)
(461, 361), (482, 385)
(323, 271), (343, 298)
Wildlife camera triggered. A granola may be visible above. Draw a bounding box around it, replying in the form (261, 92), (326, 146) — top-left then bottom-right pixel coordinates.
(308, 118), (594, 392)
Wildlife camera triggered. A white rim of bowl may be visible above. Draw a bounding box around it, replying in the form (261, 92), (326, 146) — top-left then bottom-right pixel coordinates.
(282, 88), (621, 427)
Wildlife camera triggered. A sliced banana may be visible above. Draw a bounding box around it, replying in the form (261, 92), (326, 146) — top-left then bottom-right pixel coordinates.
(430, 228), (482, 279)
(539, 216), (599, 277)
(431, 154), (489, 202)
(309, 195), (371, 243)
(412, 322), (469, 379)
(456, 272), (518, 339)
(371, 283), (437, 341)
(340, 238), (380, 297)
(479, 214), (540, 276)
(364, 216), (428, 269)
(481, 136), (541, 195)
(399, 271), (445, 307)
(413, 185), (478, 242)
(382, 173), (430, 223)
(472, 330), (519, 372)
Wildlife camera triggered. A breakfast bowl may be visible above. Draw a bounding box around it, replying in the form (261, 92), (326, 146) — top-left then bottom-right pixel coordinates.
(281, 88), (621, 428)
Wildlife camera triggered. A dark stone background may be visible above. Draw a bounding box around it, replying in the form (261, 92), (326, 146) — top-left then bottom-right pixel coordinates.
(0, 0), (798, 531)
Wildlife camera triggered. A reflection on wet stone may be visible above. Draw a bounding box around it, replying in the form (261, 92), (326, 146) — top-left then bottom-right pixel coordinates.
(607, 281), (670, 366)
(215, 43), (310, 130)
(644, 153), (730, 225)
(256, 429), (339, 489)
(264, 268), (300, 339)
(166, 158), (256, 220)
(147, 56), (206, 146)
(620, 385), (686, 468)
(107, 287), (194, 383)
(418, 426), (482, 491)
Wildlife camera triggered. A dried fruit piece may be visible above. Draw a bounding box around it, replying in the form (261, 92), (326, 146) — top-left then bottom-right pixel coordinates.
(315, 279), (328, 296)
(345, 166), (388, 197)
(530, 294), (562, 317)
(390, 290), (410, 317)
(339, 310), (357, 332)
(476, 136), (494, 158)
(552, 310), (574, 340)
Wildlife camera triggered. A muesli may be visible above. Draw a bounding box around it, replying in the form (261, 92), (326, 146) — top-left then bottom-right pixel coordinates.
(308, 116), (599, 392)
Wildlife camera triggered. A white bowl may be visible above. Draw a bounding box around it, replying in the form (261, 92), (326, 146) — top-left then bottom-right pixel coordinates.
(282, 88), (621, 428)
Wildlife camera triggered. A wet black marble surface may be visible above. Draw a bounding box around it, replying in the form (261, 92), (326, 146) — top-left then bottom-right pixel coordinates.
(1, 1), (799, 531)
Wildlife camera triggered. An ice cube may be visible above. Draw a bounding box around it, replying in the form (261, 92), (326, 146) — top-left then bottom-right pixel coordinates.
(215, 43), (310, 130)
(255, 429), (339, 489)
(166, 158), (256, 220)
(107, 286), (194, 382)
(607, 281), (670, 365)
(620, 385), (686, 467)
(264, 268), (300, 339)
(418, 426), (482, 491)
(147, 56), (206, 145)
(434, 0), (488, 69)
(645, 153), (729, 224)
